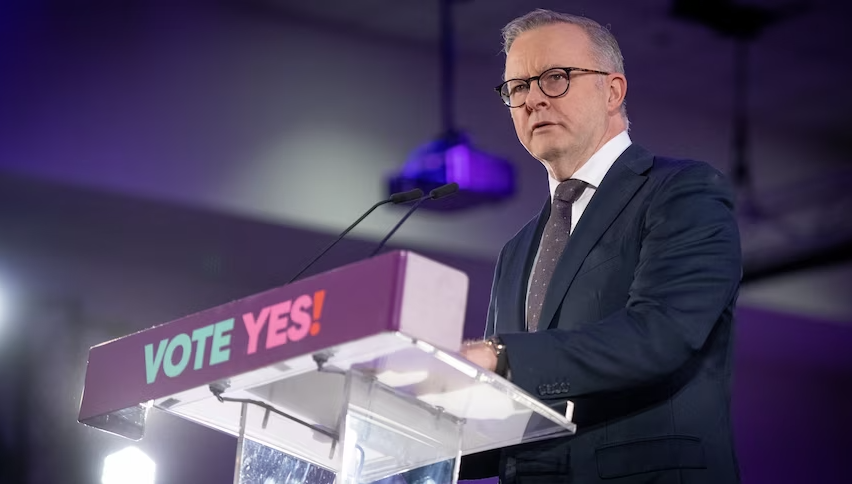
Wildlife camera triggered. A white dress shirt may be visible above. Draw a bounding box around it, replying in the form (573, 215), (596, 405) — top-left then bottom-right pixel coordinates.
(525, 130), (632, 327)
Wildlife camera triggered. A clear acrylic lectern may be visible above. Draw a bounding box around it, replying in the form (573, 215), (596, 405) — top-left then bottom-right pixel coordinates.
(78, 251), (576, 483)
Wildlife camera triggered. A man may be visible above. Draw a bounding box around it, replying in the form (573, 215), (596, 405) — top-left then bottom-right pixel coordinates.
(459, 9), (742, 484)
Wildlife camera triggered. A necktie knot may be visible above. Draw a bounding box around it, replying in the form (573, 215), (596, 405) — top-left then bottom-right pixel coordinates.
(554, 179), (588, 204)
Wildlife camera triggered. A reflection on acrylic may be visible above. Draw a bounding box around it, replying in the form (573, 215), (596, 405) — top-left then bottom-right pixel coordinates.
(238, 439), (454, 484)
(239, 439), (334, 484)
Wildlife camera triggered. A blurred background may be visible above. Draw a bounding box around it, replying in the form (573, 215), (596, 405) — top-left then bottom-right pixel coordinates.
(0, 0), (850, 483)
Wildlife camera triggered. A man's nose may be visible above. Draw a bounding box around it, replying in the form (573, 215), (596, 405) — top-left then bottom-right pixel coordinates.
(524, 81), (549, 109)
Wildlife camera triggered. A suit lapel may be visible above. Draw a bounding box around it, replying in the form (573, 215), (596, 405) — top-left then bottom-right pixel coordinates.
(540, 144), (654, 330)
(500, 198), (550, 333)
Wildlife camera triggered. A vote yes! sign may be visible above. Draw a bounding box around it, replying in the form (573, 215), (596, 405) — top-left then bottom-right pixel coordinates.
(79, 252), (406, 424)
(144, 290), (326, 385)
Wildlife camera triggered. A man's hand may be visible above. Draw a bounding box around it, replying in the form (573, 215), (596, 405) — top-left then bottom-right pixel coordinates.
(460, 340), (498, 372)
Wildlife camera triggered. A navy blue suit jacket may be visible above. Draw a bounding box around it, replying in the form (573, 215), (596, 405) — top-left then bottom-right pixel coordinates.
(460, 144), (742, 484)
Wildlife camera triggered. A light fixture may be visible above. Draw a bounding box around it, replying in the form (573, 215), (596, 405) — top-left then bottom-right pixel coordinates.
(388, 0), (516, 211)
(390, 131), (514, 211)
(102, 447), (156, 484)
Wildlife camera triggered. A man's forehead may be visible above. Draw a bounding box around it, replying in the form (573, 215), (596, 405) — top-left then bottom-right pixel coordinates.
(504, 60), (563, 80)
(503, 24), (590, 79)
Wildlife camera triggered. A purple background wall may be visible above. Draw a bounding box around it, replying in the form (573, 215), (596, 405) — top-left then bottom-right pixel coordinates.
(1, 1), (850, 483)
(0, 175), (849, 483)
(732, 308), (852, 484)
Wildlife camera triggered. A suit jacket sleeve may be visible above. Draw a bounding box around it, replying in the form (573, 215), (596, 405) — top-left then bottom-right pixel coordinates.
(498, 163), (742, 399)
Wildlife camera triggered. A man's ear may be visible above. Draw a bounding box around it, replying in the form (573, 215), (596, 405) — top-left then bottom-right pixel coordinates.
(608, 74), (627, 113)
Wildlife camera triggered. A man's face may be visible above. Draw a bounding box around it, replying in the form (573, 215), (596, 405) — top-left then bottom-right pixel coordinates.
(504, 24), (610, 171)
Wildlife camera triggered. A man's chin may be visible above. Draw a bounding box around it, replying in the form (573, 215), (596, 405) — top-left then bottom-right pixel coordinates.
(531, 145), (568, 163)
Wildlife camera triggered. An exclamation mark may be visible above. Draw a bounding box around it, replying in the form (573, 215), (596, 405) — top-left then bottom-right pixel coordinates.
(310, 290), (325, 336)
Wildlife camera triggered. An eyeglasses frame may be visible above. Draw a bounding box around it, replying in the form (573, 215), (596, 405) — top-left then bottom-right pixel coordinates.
(494, 67), (612, 108)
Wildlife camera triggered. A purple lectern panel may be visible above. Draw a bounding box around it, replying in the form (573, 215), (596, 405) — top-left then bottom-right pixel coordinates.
(78, 251), (409, 424)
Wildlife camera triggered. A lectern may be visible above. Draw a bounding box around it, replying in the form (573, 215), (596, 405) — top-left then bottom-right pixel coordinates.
(78, 251), (576, 483)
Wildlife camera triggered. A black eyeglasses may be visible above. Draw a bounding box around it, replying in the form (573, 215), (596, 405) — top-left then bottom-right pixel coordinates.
(494, 67), (611, 108)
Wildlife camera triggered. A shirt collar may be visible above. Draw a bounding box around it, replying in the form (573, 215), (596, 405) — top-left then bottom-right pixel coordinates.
(548, 130), (632, 199)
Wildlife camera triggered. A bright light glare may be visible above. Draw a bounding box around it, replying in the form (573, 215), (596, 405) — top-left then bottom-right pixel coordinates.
(0, 281), (7, 324)
(102, 447), (155, 484)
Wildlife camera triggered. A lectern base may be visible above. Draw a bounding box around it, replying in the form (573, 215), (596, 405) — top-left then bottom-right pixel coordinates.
(235, 438), (455, 484)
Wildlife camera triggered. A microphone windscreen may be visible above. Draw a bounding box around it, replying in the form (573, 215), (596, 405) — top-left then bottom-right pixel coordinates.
(389, 188), (424, 204)
(429, 182), (459, 200)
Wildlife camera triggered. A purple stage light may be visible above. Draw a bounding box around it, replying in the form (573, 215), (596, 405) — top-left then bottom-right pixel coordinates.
(388, 132), (515, 211)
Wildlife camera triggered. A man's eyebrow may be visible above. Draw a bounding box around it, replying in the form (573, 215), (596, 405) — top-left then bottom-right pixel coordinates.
(504, 65), (561, 81)
(503, 71), (528, 81)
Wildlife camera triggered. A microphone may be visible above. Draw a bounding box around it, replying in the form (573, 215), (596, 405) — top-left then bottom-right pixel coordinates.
(287, 188), (423, 284)
(369, 182), (459, 257)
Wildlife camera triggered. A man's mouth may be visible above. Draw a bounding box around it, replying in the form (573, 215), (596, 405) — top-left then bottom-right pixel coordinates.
(532, 122), (556, 131)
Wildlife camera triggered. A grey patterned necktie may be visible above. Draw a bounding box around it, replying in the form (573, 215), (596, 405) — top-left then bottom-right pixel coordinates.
(526, 178), (588, 332)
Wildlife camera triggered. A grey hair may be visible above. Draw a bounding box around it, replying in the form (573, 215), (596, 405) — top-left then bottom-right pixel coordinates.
(502, 9), (629, 124)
